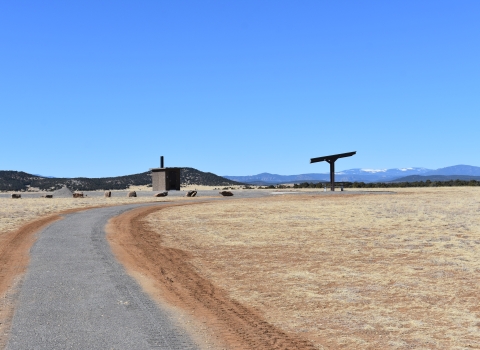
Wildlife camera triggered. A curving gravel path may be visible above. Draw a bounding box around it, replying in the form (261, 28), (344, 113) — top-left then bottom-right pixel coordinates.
(6, 203), (199, 350)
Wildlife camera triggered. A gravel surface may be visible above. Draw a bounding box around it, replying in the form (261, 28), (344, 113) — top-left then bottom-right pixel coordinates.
(52, 186), (73, 198)
(6, 203), (199, 350)
(0, 189), (394, 199)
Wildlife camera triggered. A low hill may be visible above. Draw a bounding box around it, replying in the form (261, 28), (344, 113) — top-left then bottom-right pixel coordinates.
(0, 168), (242, 192)
(388, 175), (480, 183)
(424, 165), (480, 176)
(181, 168), (243, 187)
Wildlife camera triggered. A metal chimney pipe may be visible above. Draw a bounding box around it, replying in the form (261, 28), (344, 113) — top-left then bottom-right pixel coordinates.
(161, 156), (164, 168)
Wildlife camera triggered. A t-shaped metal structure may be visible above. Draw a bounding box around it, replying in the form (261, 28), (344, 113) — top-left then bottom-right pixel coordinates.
(310, 151), (356, 191)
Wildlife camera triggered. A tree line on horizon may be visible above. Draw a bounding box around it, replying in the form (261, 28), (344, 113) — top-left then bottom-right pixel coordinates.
(289, 179), (480, 189)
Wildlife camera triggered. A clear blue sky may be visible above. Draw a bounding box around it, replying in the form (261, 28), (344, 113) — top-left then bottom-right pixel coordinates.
(1, 1), (479, 177)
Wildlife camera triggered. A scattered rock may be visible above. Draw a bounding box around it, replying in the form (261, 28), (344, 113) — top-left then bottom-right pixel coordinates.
(104, 191), (111, 198)
(11, 194), (21, 199)
(73, 192), (84, 198)
(219, 191), (233, 196)
(128, 191), (137, 197)
(52, 186), (73, 198)
(186, 190), (197, 197)
(154, 192), (168, 197)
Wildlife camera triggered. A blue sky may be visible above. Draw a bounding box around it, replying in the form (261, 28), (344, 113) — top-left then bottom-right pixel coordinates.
(1, 1), (479, 177)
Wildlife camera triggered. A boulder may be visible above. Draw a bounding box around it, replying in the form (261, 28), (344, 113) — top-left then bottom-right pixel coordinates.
(73, 192), (84, 198)
(104, 191), (112, 198)
(11, 194), (21, 199)
(43, 194), (53, 198)
(128, 191), (137, 197)
(186, 190), (197, 197)
(154, 192), (168, 197)
(52, 186), (73, 198)
(219, 191), (233, 197)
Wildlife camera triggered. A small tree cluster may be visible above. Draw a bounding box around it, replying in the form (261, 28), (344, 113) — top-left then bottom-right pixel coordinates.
(293, 182), (325, 189)
(291, 179), (480, 189)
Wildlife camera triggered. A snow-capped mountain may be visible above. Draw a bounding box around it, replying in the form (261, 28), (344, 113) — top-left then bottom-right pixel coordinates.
(224, 165), (479, 184)
(336, 167), (430, 181)
(224, 167), (431, 184)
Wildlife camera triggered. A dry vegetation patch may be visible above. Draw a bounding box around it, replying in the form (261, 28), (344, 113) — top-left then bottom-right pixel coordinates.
(0, 197), (173, 236)
(146, 188), (480, 349)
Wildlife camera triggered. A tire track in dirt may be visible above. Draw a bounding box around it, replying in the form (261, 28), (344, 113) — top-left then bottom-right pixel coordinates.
(107, 203), (317, 350)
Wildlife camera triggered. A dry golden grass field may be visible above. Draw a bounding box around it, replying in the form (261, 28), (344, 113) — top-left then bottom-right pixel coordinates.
(145, 188), (480, 349)
(0, 196), (170, 236)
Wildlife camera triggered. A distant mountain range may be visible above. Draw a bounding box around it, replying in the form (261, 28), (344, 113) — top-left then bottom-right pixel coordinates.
(389, 175), (480, 183)
(224, 165), (480, 184)
(3, 164), (479, 191)
(0, 168), (242, 192)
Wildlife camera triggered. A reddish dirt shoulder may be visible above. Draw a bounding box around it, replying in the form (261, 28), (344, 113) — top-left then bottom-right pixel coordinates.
(107, 203), (316, 350)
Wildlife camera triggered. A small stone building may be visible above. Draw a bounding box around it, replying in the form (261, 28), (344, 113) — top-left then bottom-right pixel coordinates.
(151, 167), (181, 191)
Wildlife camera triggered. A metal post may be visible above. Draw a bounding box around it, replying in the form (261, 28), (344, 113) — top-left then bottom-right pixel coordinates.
(329, 160), (335, 191)
(161, 156), (164, 168)
(310, 152), (356, 192)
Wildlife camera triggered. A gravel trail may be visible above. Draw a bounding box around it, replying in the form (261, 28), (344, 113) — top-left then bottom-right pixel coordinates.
(6, 203), (199, 350)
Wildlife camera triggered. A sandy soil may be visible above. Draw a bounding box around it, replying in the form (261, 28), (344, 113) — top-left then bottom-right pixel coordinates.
(139, 187), (480, 349)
